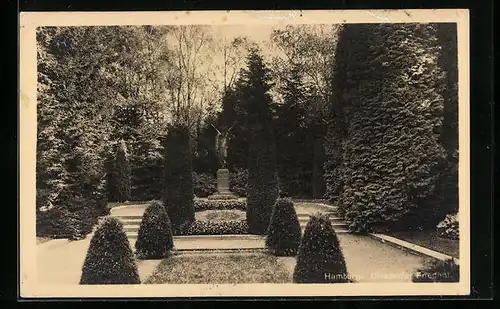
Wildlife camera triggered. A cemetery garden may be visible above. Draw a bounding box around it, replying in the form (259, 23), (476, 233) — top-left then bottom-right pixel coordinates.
(35, 23), (460, 285)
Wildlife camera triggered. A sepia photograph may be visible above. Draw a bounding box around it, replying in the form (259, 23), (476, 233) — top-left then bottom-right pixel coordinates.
(19, 10), (470, 298)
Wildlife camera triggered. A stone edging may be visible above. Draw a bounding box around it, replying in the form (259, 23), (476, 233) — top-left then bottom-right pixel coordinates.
(368, 233), (460, 265)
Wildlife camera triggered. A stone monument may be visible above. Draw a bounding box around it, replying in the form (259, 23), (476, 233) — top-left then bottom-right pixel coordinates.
(208, 125), (238, 200)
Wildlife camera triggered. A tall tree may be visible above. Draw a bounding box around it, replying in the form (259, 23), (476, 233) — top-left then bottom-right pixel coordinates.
(162, 124), (195, 232)
(238, 48), (279, 234)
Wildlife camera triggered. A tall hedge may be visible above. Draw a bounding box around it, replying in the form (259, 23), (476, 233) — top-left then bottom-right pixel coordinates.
(246, 128), (279, 234)
(326, 23), (448, 232)
(293, 213), (349, 283)
(162, 124), (195, 232)
(80, 217), (140, 284)
(114, 139), (131, 202)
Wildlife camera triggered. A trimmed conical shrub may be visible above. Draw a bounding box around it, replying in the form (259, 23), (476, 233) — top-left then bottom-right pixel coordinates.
(114, 139), (131, 202)
(135, 200), (174, 259)
(293, 213), (349, 283)
(246, 129), (279, 234)
(80, 216), (140, 284)
(265, 198), (302, 256)
(163, 124), (195, 232)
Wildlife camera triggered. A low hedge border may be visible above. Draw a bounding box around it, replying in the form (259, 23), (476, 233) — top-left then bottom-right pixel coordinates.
(177, 219), (249, 235)
(194, 198), (246, 211)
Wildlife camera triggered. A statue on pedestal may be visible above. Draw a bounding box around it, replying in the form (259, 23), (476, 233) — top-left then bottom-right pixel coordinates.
(208, 124), (238, 200)
(212, 124), (231, 169)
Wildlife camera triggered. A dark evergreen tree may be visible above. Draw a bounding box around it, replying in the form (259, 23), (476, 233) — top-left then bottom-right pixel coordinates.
(162, 124), (195, 232)
(273, 65), (315, 197)
(238, 48), (279, 234)
(135, 200), (174, 259)
(80, 217), (140, 284)
(326, 23), (447, 232)
(115, 139), (131, 202)
(265, 198), (302, 256)
(293, 213), (349, 283)
(432, 23), (459, 218)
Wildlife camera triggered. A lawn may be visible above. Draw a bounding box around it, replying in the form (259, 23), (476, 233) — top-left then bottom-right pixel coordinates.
(387, 230), (459, 259)
(144, 253), (291, 284)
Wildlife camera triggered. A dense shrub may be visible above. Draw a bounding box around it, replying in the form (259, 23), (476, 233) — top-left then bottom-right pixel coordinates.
(36, 207), (83, 240)
(412, 258), (459, 282)
(178, 220), (249, 235)
(293, 213), (349, 283)
(229, 168), (248, 197)
(194, 198), (246, 211)
(246, 130), (279, 234)
(135, 200), (174, 259)
(193, 172), (217, 198)
(80, 217), (140, 284)
(114, 139), (131, 202)
(325, 23), (449, 231)
(163, 125), (195, 231)
(266, 198), (302, 256)
(436, 213), (459, 240)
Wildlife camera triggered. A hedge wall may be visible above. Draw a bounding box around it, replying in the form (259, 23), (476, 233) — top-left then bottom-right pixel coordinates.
(162, 125), (195, 231)
(326, 23), (449, 232)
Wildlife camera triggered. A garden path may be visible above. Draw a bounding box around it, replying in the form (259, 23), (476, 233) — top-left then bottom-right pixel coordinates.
(36, 203), (433, 284)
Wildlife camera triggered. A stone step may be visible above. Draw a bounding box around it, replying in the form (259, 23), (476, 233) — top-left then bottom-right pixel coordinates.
(123, 225), (141, 232)
(120, 218), (142, 225)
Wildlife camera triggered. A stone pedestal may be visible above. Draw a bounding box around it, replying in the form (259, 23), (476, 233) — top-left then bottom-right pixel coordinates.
(217, 169), (230, 193)
(208, 168), (238, 200)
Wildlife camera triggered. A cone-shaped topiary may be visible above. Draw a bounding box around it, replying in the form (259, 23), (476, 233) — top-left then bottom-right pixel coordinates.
(265, 197), (302, 256)
(163, 124), (195, 232)
(135, 200), (174, 259)
(80, 216), (140, 284)
(115, 139), (131, 203)
(293, 213), (349, 283)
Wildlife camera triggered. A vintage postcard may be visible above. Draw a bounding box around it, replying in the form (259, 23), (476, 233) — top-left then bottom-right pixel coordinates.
(19, 9), (470, 298)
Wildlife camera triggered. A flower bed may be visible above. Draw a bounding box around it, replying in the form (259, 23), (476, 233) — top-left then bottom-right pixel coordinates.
(177, 220), (249, 235)
(177, 209), (248, 235)
(194, 198), (246, 211)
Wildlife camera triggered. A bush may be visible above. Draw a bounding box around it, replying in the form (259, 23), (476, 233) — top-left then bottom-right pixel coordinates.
(114, 139), (132, 202)
(36, 207), (82, 240)
(412, 258), (459, 282)
(163, 125), (195, 231)
(135, 200), (174, 259)
(266, 198), (302, 256)
(229, 168), (248, 197)
(178, 220), (249, 235)
(246, 130), (279, 234)
(80, 217), (140, 284)
(436, 213), (459, 240)
(293, 213), (350, 283)
(194, 198), (246, 211)
(193, 172), (217, 198)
